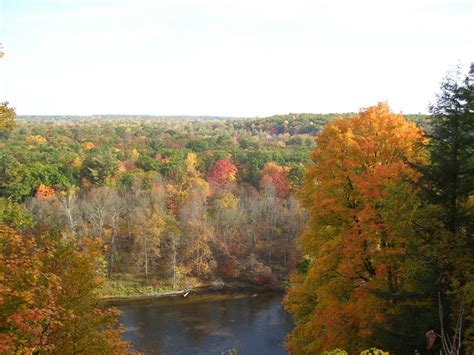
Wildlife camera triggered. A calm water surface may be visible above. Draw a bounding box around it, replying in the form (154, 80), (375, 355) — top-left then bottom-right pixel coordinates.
(113, 291), (292, 354)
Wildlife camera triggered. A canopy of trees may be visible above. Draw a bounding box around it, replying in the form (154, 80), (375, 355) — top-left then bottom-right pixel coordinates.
(0, 223), (131, 353)
(285, 64), (473, 354)
(285, 103), (436, 353)
(0, 111), (319, 290)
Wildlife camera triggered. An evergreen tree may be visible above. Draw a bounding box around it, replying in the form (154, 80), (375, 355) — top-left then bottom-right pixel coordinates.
(426, 63), (474, 350)
(427, 63), (474, 234)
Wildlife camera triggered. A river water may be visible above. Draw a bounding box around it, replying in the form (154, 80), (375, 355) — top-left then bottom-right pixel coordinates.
(112, 291), (292, 354)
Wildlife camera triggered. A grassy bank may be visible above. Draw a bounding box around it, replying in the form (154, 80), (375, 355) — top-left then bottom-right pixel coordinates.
(98, 280), (173, 298)
(97, 274), (286, 300)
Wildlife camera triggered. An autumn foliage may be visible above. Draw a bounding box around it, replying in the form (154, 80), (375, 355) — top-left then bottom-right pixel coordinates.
(0, 102), (15, 131)
(207, 159), (238, 184)
(0, 225), (131, 353)
(259, 162), (290, 198)
(285, 103), (433, 353)
(25, 135), (47, 145)
(35, 184), (55, 199)
(81, 141), (95, 150)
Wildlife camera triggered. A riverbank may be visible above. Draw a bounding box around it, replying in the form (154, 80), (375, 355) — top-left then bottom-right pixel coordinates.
(99, 280), (286, 302)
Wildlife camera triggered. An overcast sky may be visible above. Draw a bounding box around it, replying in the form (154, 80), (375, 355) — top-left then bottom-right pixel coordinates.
(0, 0), (472, 116)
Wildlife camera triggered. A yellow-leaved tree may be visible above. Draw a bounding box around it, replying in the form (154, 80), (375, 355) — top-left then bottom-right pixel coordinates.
(0, 102), (15, 132)
(284, 103), (437, 353)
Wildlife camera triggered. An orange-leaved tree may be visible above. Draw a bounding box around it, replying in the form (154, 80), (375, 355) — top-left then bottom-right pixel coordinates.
(207, 159), (238, 185)
(284, 103), (436, 353)
(0, 225), (132, 354)
(259, 162), (291, 198)
(35, 184), (55, 199)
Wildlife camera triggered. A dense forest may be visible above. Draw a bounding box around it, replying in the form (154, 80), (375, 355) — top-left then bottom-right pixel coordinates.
(0, 110), (429, 289)
(1, 64), (472, 354)
(0, 108), (352, 352)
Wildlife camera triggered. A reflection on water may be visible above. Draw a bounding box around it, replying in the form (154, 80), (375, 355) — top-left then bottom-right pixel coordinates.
(112, 291), (292, 354)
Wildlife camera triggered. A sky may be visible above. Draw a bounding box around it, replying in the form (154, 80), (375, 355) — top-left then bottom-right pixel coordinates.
(0, 0), (472, 116)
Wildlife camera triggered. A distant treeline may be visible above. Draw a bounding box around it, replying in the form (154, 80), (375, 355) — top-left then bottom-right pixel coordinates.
(18, 112), (431, 133)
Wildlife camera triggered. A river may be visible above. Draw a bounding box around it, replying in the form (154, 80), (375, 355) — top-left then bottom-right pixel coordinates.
(112, 290), (292, 354)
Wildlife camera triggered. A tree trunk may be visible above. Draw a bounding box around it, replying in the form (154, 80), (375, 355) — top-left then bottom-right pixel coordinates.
(172, 248), (177, 289)
(144, 238), (149, 284)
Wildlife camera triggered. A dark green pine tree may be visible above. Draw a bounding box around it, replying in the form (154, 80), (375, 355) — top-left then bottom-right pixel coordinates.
(427, 63), (473, 234)
(426, 63), (474, 351)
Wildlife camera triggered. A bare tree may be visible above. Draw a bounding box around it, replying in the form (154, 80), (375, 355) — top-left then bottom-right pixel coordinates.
(57, 188), (80, 237)
(82, 187), (122, 276)
(431, 293), (465, 355)
(281, 196), (305, 270)
(82, 186), (117, 239)
(107, 195), (123, 277)
(240, 188), (263, 255)
(130, 181), (166, 283)
(25, 195), (61, 234)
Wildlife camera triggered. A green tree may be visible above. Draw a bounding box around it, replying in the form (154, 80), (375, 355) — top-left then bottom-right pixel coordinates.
(185, 139), (209, 152)
(425, 63), (474, 349)
(0, 198), (33, 230)
(0, 158), (70, 202)
(81, 149), (119, 186)
(427, 63), (474, 235)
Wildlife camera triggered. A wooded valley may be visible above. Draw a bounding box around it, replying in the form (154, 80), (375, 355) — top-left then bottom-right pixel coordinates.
(1, 65), (472, 354)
